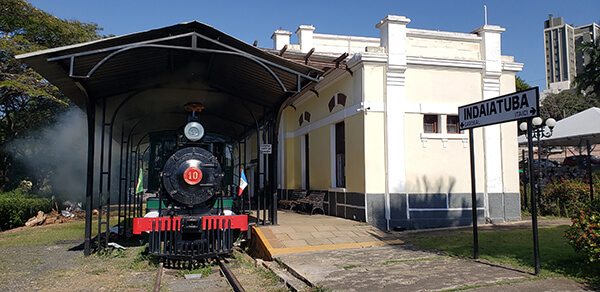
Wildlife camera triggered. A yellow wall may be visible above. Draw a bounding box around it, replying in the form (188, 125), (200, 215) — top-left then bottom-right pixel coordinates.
(281, 72), (362, 191)
(308, 125), (331, 190)
(294, 74), (357, 124)
(362, 63), (386, 193)
(345, 113), (365, 192)
(280, 57), (520, 196)
(284, 135), (302, 189)
(403, 68), (485, 194)
(364, 112), (385, 193)
(404, 114), (486, 194)
(405, 69), (482, 105)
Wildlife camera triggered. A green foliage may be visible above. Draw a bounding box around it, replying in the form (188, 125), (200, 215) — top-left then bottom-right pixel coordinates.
(0, 0), (103, 191)
(515, 76), (531, 92)
(540, 90), (600, 121)
(342, 264), (362, 270)
(176, 263), (214, 277)
(574, 41), (600, 98)
(564, 199), (600, 263)
(0, 191), (52, 231)
(540, 178), (596, 217)
(129, 245), (159, 271)
(0, 0), (102, 51)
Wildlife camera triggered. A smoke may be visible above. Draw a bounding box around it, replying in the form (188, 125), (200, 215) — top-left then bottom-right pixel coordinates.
(6, 108), (87, 201)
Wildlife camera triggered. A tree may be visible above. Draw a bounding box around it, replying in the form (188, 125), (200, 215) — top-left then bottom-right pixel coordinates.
(574, 41), (600, 98)
(515, 76), (531, 92)
(540, 90), (600, 121)
(0, 0), (103, 191)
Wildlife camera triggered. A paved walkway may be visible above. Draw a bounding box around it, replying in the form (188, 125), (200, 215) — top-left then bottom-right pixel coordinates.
(253, 211), (593, 291)
(253, 211), (402, 258)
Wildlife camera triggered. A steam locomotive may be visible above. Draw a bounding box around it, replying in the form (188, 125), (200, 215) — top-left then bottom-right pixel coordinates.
(133, 103), (248, 260)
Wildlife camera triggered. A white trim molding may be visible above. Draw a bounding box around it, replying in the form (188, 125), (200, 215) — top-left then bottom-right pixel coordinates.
(284, 102), (362, 139)
(420, 132), (469, 148)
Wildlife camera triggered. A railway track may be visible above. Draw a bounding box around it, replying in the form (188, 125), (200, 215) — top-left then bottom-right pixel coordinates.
(153, 257), (245, 292)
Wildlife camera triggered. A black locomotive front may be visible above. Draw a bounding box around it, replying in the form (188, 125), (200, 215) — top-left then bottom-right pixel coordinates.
(161, 146), (223, 210)
(133, 105), (248, 260)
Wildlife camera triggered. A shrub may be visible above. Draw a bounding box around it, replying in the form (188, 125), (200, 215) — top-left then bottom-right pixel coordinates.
(540, 178), (593, 217)
(564, 200), (600, 262)
(0, 191), (52, 231)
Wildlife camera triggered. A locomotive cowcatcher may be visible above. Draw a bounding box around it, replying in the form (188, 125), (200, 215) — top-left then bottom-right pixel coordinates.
(133, 103), (247, 260)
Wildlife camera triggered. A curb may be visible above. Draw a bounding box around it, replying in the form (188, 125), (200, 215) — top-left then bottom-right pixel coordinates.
(257, 258), (311, 292)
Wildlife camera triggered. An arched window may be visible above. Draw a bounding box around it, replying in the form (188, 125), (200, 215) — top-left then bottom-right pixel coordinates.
(298, 111), (311, 126)
(328, 93), (347, 112)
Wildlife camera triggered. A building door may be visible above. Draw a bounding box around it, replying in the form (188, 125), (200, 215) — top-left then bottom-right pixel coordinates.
(335, 122), (345, 188)
(304, 134), (310, 189)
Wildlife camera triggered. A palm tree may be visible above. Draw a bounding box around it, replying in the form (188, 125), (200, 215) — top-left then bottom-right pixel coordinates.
(574, 41), (600, 97)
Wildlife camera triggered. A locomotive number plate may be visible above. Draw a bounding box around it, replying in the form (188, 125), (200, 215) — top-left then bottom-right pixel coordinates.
(183, 167), (203, 185)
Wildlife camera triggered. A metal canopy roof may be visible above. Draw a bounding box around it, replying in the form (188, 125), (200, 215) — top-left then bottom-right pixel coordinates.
(17, 21), (324, 141)
(518, 107), (600, 147)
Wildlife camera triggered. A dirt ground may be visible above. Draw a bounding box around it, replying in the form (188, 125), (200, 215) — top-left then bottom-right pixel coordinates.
(0, 236), (157, 291)
(0, 222), (289, 291)
(0, 216), (573, 291)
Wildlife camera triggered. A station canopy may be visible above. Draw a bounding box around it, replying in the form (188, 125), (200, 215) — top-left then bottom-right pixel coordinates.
(17, 21), (324, 143)
(518, 107), (600, 147)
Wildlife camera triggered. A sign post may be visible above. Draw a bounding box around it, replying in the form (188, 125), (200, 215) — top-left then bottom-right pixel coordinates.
(459, 87), (540, 272)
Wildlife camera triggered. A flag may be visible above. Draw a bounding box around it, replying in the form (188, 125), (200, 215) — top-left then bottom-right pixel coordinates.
(238, 168), (248, 196)
(136, 167), (144, 194)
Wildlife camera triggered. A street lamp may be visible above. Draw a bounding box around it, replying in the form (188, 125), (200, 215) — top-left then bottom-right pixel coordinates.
(519, 117), (555, 276)
(520, 117), (556, 190)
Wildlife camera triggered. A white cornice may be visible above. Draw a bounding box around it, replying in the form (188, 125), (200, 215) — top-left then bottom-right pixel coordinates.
(346, 52), (388, 71)
(313, 33), (380, 44)
(376, 15), (411, 28)
(502, 61), (524, 73)
(407, 28), (481, 43)
(471, 25), (506, 34)
(407, 56), (484, 70)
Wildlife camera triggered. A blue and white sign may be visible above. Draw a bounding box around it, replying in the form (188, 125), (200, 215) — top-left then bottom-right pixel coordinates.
(458, 87), (539, 130)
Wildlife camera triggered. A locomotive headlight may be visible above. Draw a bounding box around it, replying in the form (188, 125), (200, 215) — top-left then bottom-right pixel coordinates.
(184, 121), (204, 141)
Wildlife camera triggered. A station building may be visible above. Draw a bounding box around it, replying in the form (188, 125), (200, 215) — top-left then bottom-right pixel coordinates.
(268, 15), (523, 230)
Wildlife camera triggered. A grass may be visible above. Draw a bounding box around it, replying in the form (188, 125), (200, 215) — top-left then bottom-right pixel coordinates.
(405, 225), (600, 284)
(0, 220), (89, 248)
(176, 263), (213, 278)
(0, 215), (118, 248)
(230, 250), (281, 288)
(342, 264), (362, 270)
(129, 245), (159, 271)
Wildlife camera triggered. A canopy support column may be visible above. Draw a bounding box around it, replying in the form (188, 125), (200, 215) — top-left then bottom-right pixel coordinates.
(78, 82), (95, 257)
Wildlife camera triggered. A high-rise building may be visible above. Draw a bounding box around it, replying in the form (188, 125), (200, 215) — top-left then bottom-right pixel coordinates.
(544, 15), (600, 93)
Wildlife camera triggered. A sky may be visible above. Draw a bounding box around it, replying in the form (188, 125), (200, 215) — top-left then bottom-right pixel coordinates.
(28, 0), (600, 90)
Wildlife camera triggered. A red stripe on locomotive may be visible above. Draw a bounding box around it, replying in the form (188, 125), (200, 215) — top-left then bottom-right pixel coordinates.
(133, 215), (248, 235)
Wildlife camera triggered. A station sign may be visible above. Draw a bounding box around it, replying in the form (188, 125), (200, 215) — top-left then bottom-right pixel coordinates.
(260, 144), (272, 155)
(458, 87), (539, 131)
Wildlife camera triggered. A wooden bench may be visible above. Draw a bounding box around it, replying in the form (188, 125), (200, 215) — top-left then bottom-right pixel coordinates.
(297, 192), (325, 215)
(279, 190), (307, 211)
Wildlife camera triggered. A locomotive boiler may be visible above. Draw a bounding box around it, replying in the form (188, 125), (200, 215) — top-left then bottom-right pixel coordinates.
(133, 103), (248, 260)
